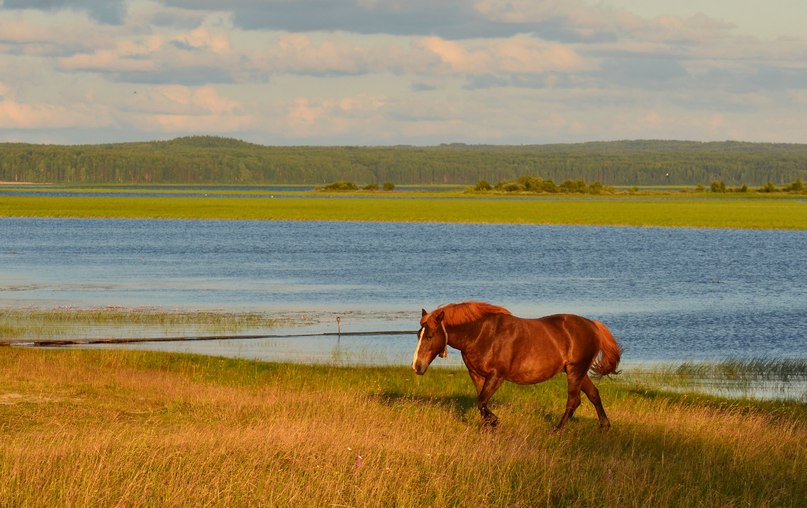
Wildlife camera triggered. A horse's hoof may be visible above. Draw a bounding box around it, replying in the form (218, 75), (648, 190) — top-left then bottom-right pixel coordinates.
(481, 417), (499, 430)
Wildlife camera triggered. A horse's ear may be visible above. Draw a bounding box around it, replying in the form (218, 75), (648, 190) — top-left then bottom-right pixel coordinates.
(422, 308), (428, 317)
(435, 310), (445, 323)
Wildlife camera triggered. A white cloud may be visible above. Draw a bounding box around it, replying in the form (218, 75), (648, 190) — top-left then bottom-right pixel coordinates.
(282, 94), (387, 138)
(123, 84), (254, 133)
(0, 81), (111, 129)
(418, 35), (586, 75)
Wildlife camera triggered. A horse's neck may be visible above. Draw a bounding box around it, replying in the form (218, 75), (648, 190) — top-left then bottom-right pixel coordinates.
(445, 322), (481, 351)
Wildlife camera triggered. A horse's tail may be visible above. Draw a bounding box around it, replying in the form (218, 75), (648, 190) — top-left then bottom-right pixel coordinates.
(590, 320), (623, 378)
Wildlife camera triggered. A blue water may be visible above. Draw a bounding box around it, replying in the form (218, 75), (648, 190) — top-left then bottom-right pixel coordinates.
(1, 218), (805, 363)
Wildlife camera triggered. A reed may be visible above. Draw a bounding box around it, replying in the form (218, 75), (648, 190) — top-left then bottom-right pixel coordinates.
(1, 349), (804, 507)
(620, 359), (807, 403)
(0, 307), (284, 340)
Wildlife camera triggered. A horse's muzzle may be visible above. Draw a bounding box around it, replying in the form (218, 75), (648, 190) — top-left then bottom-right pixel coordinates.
(413, 362), (427, 375)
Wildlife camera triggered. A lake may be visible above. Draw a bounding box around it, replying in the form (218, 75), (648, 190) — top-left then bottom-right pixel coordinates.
(1, 218), (805, 369)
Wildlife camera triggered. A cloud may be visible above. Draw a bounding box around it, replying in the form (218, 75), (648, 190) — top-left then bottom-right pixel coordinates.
(2, 0), (807, 145)
(157, 0), (624, 40)
(54, 27), (247, 85)
(123, 85), (255, 133)
(598, 55), (689, 87)
(415, 34), (587, 90)
(0, 81), (110, 129)
(1, 0), (127, 25)
(282, 94), (387, 138)
(250, 33), (410, 77)
(158, 0), (525, 38)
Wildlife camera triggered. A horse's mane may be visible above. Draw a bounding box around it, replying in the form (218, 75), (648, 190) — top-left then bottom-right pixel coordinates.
(429, 301), (511, 326)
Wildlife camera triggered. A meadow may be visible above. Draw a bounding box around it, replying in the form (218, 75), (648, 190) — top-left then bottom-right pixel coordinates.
(1, 348), (805, 507)
(1, 191), (806, 229)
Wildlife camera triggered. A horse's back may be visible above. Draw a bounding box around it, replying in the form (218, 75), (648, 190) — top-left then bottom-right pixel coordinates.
(529, 313), (600, 341)
(522, 313), (606, 367)
(486, 313), (594, 383)
(534, 314), (621, 374)
(465, 312), (617, 383)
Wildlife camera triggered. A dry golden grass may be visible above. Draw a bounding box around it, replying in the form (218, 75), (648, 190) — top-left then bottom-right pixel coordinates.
(1, 348), (805, 507)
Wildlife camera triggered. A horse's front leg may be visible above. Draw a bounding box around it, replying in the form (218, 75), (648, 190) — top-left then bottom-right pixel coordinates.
(476, 374), (505, 427)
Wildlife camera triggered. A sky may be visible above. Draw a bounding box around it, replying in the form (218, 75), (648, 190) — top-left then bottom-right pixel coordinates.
(1, 0), (807, 146)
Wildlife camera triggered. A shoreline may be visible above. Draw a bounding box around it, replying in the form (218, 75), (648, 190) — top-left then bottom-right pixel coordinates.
(2, 306), (804, 402)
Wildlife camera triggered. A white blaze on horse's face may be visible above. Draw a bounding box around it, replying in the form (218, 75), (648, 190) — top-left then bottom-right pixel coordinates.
(412, 326), (426, 373)
(412, 317), (445, 375)
(413, 308), (449, 375)
(412, 323), (436, 375)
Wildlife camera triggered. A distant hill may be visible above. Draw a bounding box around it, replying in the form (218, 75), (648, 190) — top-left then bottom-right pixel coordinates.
(1, 136), (806, 186)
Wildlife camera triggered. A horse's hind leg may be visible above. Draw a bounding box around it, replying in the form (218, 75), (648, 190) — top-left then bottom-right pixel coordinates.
(580, 375), (611, 429)
(554, 367), (584, 432)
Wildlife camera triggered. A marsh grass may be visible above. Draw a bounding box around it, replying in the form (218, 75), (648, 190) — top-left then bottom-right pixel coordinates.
(619, 360), (807, 402)
(0, 307), (284, 340)
(675, 359), (807, 381)
(2, 193), (806, 229)
(1, 349), (805, 507)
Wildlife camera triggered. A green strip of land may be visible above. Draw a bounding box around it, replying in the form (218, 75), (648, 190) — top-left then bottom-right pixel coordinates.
(2, 194), (806, 229)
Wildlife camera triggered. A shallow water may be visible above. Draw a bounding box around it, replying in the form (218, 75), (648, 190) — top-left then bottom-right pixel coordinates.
(2, 218), (806, 369)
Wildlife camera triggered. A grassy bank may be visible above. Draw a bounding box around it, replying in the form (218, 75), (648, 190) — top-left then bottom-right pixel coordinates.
(2, 193), (806, 229)
(1, 349), (804, 507)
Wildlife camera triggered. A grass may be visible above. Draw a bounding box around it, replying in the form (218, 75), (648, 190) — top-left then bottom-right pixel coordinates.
(0, 307), (286, 341)
(1, 348), (805, 507)
(2, 193), (806, 229)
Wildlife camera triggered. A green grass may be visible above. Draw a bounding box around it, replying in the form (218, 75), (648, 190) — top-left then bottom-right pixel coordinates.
(2, 193), (806, 229)
(1, 348), (804, 507)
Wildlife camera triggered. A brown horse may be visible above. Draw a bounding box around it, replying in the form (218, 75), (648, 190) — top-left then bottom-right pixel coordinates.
(412, 302), (622, 431)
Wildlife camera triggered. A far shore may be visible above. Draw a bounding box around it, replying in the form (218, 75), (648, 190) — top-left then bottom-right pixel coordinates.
(2, 192), (805, 229)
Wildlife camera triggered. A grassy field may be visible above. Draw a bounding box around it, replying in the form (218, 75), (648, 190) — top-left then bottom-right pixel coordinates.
(1, 348), (804, 507)
(1, 193), (806, 229)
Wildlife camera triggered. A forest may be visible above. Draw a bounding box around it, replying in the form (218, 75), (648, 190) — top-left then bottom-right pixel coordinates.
(2, 136), (807, 186)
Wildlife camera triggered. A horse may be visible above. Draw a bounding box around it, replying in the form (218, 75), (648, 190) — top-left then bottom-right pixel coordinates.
(412, 302), (622, 431)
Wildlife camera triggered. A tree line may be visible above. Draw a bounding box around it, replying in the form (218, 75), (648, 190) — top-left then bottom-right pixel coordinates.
(2, 136), (807, 186)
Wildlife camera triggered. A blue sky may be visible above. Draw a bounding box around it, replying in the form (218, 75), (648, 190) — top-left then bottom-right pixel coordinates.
(1, 0), (806, 145)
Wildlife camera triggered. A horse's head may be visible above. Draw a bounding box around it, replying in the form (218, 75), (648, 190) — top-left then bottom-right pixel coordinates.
(412, 308), (448, 375)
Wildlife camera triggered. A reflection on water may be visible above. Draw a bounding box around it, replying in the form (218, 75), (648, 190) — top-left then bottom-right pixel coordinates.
(2, 218), (806, 371)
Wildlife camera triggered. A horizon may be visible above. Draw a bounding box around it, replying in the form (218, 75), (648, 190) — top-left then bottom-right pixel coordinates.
(3, 135), (807, 149)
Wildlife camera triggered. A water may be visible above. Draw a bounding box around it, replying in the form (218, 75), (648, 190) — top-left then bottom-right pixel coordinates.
(1, 218), (805, 368)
